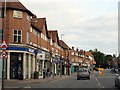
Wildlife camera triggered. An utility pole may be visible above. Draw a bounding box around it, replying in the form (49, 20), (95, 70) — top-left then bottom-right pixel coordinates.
(2, 0), (6, 90)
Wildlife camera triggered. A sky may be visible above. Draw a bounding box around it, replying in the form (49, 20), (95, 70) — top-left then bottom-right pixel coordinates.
(19, 0), (119, 55)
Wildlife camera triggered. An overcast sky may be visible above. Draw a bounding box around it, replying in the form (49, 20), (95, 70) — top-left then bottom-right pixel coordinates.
(19, 0), (119, 55)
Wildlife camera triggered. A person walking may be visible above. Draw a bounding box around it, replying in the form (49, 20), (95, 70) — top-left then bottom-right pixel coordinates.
(18, 66), (23, 80)
(43, 67), (46, 79)
(47, 68), (49, 77)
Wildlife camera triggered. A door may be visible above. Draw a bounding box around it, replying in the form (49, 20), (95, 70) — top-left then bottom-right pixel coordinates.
(10, 53), (23, 79)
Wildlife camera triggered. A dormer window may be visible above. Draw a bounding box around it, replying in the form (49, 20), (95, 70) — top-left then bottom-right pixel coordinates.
(13, 10), (22, 19)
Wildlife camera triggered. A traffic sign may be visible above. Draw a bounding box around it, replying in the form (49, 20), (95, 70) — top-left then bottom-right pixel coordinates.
(1, 41), (8, 49)
(0, 52), (8, 58)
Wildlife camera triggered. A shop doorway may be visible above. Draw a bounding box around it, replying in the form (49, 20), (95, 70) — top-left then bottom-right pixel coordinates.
(10, 53), (23, 79)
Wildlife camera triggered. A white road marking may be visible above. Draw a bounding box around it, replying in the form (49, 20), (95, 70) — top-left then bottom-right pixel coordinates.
(98, 83), (101, 85)
(95, 77), (105, 88)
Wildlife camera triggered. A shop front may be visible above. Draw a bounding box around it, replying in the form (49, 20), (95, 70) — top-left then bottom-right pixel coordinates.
(53, 55), (60, 75)
(72, 63), (79, 72)
(44, 52), (50, 71)
(36, 50), (44, 78)
(36, 50), (50, 78)
(6, 46), (36, 80)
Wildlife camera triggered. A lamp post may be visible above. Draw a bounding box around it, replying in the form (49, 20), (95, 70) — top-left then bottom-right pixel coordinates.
(60, 34), (64, 77)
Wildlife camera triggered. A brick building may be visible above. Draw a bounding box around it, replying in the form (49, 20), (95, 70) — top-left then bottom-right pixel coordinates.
(0, 1), (95, 80)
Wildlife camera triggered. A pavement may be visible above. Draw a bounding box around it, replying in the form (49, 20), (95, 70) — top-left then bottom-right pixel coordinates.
(0, 80), (1, 90)
(4, 73), (76, 88)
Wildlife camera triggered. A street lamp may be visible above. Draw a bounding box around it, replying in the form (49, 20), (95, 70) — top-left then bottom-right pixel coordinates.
(60, 34), (64, 77)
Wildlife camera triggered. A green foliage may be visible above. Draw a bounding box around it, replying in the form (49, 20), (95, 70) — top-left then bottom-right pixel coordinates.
(89, 49), (113, 68)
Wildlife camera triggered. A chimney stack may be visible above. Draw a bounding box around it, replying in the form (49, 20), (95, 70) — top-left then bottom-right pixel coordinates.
(72, 46), (74, 50)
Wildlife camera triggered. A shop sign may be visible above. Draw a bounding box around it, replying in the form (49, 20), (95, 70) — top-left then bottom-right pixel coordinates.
(45, 53), (50, 60)
(29, 48), (34, 53)
(37, 53), (43, 60)
(52, 53), (55, 57)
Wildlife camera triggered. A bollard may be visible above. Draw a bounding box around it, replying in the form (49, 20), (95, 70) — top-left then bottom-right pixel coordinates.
(99, 71), (102, 75)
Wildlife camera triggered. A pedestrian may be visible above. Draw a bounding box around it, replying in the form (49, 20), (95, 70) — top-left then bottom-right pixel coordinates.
(47, 68), (49, 77)
(18, 67), (23, 80)
(43, 67), (46, 79)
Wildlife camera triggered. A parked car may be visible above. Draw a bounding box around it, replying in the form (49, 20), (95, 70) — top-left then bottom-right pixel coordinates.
(115, 74), (120, 88)
(77, 68), (90, 80)
(111, 68), (118, 73)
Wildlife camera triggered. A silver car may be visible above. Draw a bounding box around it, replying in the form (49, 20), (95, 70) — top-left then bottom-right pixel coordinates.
(77, 68), (90, 80)
(115, 74), (120, 88)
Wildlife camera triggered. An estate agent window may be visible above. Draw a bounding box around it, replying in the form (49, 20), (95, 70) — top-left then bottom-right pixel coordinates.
(13, 10), (22, 18)
(13, 30), (22, 43)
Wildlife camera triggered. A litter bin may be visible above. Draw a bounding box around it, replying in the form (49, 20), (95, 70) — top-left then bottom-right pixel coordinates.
(34, 71), (39, 79)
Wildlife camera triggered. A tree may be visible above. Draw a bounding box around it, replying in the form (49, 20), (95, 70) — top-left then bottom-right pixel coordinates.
(89, 49), (110, 68)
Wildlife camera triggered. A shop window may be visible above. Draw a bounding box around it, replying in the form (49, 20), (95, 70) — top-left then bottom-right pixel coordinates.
(13, 29), (22, 43)
(0, 30), (3, 42)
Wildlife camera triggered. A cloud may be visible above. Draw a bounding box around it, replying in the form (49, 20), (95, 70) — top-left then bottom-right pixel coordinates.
(19, 0), (118, 54)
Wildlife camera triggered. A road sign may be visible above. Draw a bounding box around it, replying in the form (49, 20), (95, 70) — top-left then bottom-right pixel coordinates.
(1, 41), (8, 49)
(0, 52), (8, 59)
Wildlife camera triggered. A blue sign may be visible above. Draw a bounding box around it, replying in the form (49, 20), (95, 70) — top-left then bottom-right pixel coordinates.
(5, 46), (35, 54)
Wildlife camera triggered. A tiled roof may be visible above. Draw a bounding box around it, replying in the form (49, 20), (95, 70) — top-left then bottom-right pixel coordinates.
(85, 52), (92, 56)
(31, 18), (46, 31)
(32, 18), (49, 37)
(59, 40), (70, 49)
(48, 31), (52, 39)
(1, 2), (34, 16)
(49, 30), (59, 42)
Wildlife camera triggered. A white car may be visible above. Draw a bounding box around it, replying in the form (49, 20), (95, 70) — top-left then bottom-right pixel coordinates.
(115, 74), (120, 88)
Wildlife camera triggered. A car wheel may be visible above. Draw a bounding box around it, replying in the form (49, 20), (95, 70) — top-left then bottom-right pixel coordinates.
(77, 77), (79, 80)
(118, 80), (120, 88)
(88, 77), (90, 80)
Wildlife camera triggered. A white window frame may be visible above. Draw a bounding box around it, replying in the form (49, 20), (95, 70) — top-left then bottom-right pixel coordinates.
(30, 27), (32, 32)
(26, 32), (30, 44)
(13, 10), (22, 18)
(71, 52), (74, 55)
(50, 39), (52, 45)
(13, 29), (22, 43)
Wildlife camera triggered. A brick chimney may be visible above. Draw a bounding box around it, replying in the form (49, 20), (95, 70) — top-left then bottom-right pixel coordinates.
(76, 48), (79, 52)
(72, 46), (74, 50)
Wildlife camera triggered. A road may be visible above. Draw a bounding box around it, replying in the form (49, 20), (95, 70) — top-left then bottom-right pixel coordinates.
(22, 69), (118, 89)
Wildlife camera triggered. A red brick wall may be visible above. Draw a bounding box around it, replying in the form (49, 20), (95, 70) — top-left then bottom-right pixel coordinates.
(6, 9), (31, 44)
